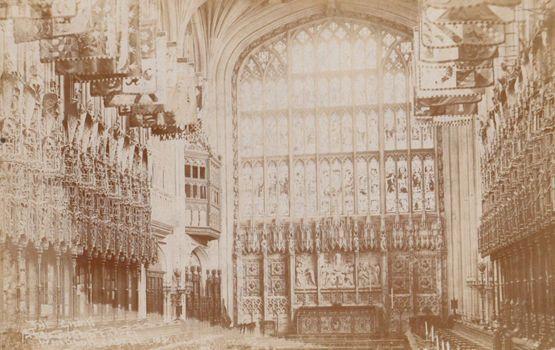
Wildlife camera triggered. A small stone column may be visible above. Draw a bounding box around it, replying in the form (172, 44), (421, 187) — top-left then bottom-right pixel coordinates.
(100, 256), (106, 320)
(70, 254), (77, 320)
(37, 249), (43, 321)
(138, 263), (147, 319)
(113, 260), (118, 320)
(55, 252), (61, 325)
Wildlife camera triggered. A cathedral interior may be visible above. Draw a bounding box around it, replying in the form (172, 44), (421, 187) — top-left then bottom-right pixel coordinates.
(0, 0), (553, 349)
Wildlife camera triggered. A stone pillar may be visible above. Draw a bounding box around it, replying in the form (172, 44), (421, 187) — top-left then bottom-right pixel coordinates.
(261, 242), (268, 322)
(16, 246), (24, 323)
(87, 255), (93, 317)
(138, 263), (147, 319)
(354, 248), (359, 304)
(100, 257), (106, 320)
(71, 254), (77, 320)
(317, 253), (323, 305)
(163, 285), (171, 322)
(0, 246), (4, 324)
(55, 253), (61, 325)
(26, 250), (31, 321)
(127, 263), (132, 318)
(37, 250), (43, 321)
(113, 260), (118, 320)
(287, 237), (295, 327)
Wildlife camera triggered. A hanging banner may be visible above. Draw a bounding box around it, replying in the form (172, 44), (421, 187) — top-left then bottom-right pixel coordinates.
(414, 114), (473, 126)
(417, 59), (494, 91)
(425, 2), (513, 23)
(104, 21), (160, 106)
(416, 28), (499, 62)
(415, 99), (479, 116)
(421, 20), (505, 48)
(39, 0), (119, 77)
(1, 0), (82, 19)
(13, 0), (90, 43)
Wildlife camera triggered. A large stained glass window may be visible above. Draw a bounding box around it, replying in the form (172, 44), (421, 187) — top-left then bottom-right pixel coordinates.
(236, 19), (436, 220)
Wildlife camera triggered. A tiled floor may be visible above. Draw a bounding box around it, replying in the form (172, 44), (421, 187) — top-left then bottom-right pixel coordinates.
(16, 320), (409, 350)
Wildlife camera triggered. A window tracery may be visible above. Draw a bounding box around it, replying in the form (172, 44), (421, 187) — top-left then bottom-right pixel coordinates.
(236, 19), (437, 220)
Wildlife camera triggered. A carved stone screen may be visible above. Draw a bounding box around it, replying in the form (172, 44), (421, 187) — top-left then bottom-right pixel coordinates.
(233, 18), (446, 335)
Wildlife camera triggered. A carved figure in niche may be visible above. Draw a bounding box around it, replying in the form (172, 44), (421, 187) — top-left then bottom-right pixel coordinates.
(314, 221), (322, 252)
(321, 253), (354, 288)
(380, 230), (388, 252)
(296, 257), (316, 288)
(338, 218), (347, 248)
(260, 233), (268, 256)
(358, 261), (372, 287)
(353, 232), (360, 252)
(173, 269), (181, 289)
(295, 261), (305, 286)
(372, 262), (381, 286)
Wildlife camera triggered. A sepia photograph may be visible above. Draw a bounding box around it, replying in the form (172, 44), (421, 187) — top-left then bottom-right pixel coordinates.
(0, 0), (553, 349)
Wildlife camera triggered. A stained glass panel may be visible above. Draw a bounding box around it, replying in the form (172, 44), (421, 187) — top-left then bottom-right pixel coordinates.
(241, 162), (253, 217)
(278, 161), (289, 216)
(320, 160), (330, 215)
(236, 19), (437, 222)
(267, 161), (277, 215)
(343, 159), (354, 214)
(306, 160), (317, 215)
(294, 160), (305, 216)
(369, 158), (380, 214)
(385, 157), (397, 213)
(357, 158), (368, 213)
(424, 156), (436, 211)
(412, 156), (424, 211)
(397, 157), (409, 213)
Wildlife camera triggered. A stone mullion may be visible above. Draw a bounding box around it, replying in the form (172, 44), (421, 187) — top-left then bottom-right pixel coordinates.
(313, 31), (320, 217)
(286, 31), (294, 220)
(261, 61), (268, 218)
(377, 31), (386, 217)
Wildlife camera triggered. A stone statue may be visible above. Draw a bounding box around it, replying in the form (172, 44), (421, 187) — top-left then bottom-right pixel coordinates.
(358, 261), (371, 287)
(369, 224), (377, 250)
(314, 222), (322, 253)
(260, 233), (268, 256)
(353, 233), (360, 252)
(380, 230), (388, 252)
(372, 262), (381, 286)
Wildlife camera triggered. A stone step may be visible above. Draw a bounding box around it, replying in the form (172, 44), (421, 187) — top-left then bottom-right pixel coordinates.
(452, 321), (493, 349)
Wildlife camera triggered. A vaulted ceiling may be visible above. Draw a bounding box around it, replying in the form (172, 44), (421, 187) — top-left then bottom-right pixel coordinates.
(169, 0), (419, 78)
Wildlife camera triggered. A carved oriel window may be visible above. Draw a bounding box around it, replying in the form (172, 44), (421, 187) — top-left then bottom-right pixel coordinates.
(236, 19), (437, 220)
